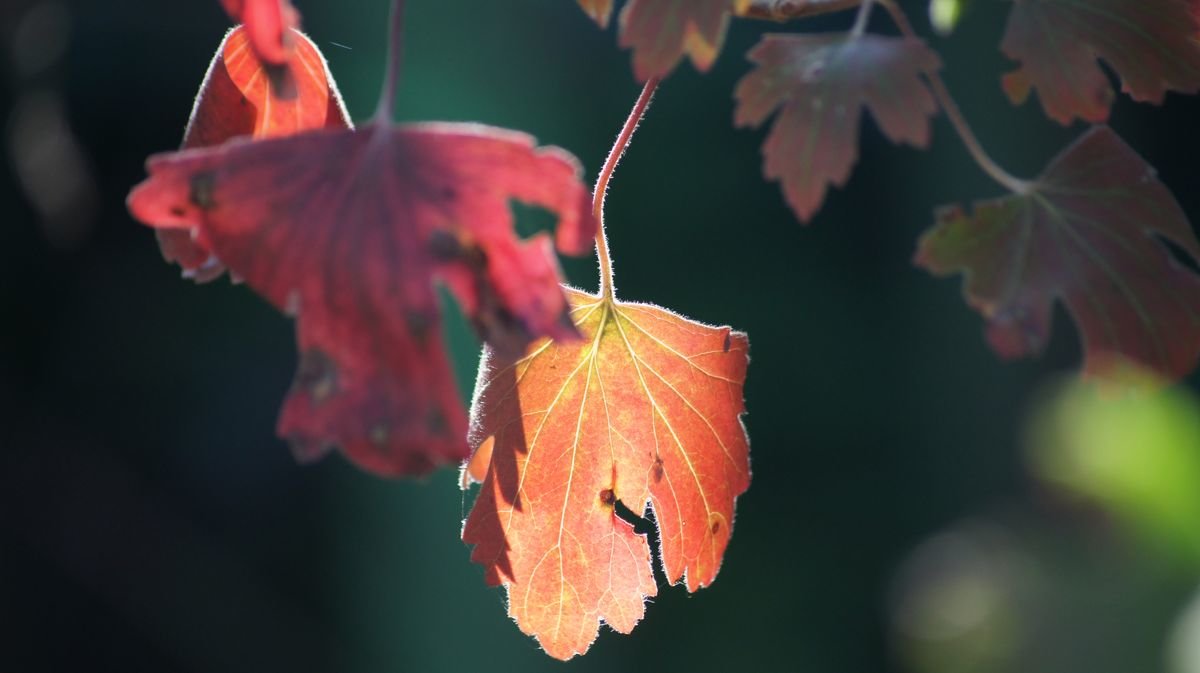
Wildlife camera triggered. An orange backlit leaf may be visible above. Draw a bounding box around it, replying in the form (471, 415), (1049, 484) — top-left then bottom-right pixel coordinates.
(462, 287), (751, 659)
(158, 26), (350, 282)
(916, 127), (1200, 379)
(1000, 0), (1200, 125)
(735, 33), (940, 222)
(128, 120), (595, 476)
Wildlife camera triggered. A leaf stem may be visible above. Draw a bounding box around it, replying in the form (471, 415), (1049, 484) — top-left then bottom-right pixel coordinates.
(739, 0), (862, 22)
(849, 0), (874, 38)
(877, 0), (1032, 194)
(374, 0), (406, 124)
(594, 77), (659, 302)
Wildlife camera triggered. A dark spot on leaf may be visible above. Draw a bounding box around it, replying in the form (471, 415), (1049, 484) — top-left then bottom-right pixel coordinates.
(710, 519), (721, 535)
(169, 206), (186, 217)
(1156, 234), (1200, 275)
(293, 349), (337, 404)
(426, 408), (449, 437)
(428, 229), (464, 261)
(266, 64), (298, 100)
(557, 308), (581, 339)
(652, 456), (664, 482)
(370, 423), (389, 448)
(189, 172), (216, 210)
(722, 332), (731, 353)
(599, 488), (615, 507)
(405, 310), (435, 344)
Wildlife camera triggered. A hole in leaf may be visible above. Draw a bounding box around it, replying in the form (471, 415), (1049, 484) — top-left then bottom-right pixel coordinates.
(1156, 234), (1200, 275)
(511, 202), (557, 241)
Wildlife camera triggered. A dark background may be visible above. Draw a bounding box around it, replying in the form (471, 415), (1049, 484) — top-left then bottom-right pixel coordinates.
(4, 1), (1200, 671)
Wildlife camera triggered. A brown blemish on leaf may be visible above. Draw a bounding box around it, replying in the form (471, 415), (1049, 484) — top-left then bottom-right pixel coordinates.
(404, 309), (434, 344)
(599, 488), (615, 507)
(369, 423), (389, 448)
(426, 408), (449, 438)
(189, 172), (217, 210)
(428, 229), (464, 261)
(293, 349), (336, 404)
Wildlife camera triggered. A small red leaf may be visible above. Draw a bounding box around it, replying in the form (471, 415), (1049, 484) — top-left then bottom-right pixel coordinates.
(916, 127), (1200, 379)
(1000, 0), (1200, 125)
(219, 0), (300, 66)
(618, 0), (750, 81)
(462, 287), (750, 659)
(735, 33), (941, 222)
(157, 27), (350, 283)
(128, 122), (596, 476)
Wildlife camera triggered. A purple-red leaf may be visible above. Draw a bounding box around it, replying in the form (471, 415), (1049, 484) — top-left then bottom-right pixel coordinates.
(128, 122), (596, 476)
(1000, 0), (1200, 125)
(735, 33), (941, 222)
(157, 26), (350, 283)
(916, 127), (1200, 379)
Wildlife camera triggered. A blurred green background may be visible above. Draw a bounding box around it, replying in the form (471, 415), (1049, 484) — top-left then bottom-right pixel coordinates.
(4, 1), (1200, 671)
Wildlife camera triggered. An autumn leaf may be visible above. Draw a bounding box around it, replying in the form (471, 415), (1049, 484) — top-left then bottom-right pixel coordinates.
(220, 0), (300, 66)
(462, 290), (750, 659)
(128, 3), (597, 476)
(734, 33), (941, 222)
(617, 0), (750, 81)
(1000, 0), (1200, 125)
(575, 0), (613, 28)
(916, 126), (1200, 379)
(461, 79), (751, 660)
(158, 26), (350, 283)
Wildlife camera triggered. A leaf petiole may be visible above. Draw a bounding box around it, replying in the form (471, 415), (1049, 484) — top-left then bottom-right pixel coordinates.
(374, 0), (406, 124)
(593, 77), (660, 302)
(877, 0), (1032, 194)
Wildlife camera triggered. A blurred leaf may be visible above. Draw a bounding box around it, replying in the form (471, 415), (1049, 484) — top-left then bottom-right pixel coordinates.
(892, 513), (1191, 673)
(129, 122), (596, 477)
(916, 127), (1200, 380)
(1170, 589), (1200, 673)
(928, 0), (964, 36)
(734, 33), (940, 222)
(999, 0), (1200, 125)
(617, 0), (750, 80)
(157, 26), (351, 283)
(1027, 372), (1200, 568)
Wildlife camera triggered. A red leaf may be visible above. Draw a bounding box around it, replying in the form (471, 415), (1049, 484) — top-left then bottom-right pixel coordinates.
(157, 26), (350, 283)
(219, 0), (300, 66)
(462, 287), (751, 659)
(128, 122), (596, 476)
(916, 127), (1200, 379)
(1000, 0), (1200, 125)
(735, 33), (941, 222)
(618, 0), (750, 80)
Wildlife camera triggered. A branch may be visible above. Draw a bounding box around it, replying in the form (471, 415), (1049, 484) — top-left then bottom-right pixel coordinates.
(738, 0), (862, 22)
(877, 0), (1031, 194)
